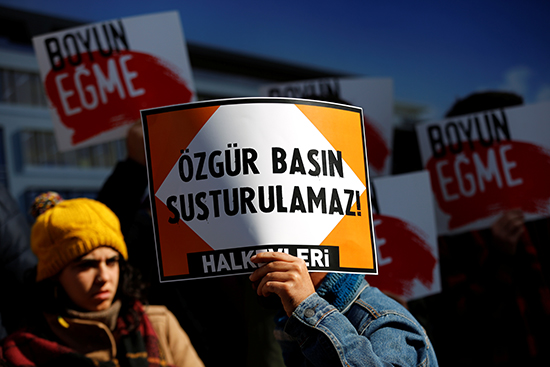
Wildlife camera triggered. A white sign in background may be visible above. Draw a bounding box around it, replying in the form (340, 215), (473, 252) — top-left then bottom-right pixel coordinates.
(371, 171), (441, 300)
(416, 101), (550, 235)
(259, 77), (393, 177)
(33, 11), (195, 151)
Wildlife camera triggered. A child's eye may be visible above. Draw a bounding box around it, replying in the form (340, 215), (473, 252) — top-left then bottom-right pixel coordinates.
(106, 257), (120, 266)
(77, 261), (94, 269)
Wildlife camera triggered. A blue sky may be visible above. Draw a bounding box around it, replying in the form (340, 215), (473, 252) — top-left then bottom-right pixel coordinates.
(1, 0), (549, 120)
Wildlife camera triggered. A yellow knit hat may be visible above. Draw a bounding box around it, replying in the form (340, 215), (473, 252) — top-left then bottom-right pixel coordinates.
(31, 197), (128, 281)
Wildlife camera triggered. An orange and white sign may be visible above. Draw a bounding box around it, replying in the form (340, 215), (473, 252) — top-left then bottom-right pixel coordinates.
(141, 97), (377, 281)
(32, 11), (195, 151)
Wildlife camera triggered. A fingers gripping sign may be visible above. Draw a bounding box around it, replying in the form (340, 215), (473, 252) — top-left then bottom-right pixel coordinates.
(250, 252), (317, 317)
(491, 209), (525, 255)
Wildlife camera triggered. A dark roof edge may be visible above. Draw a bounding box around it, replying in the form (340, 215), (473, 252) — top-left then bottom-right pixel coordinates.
(187, 43), (351, 81)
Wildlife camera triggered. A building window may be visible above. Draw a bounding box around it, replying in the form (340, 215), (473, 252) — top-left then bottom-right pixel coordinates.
(19, 130), (126, 169)
(0, 68), (48, 107)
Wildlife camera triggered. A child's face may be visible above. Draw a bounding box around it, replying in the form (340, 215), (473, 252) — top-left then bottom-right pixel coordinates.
(58, 246), (120, 311)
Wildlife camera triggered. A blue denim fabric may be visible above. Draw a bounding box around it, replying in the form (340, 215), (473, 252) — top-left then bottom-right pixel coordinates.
(274, 280), (438, 367)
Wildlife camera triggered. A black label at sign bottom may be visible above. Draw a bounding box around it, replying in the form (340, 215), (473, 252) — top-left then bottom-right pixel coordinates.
(187, 245), (341, 276)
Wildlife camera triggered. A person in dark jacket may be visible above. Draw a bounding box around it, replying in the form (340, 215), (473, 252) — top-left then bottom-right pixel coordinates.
(249, 251), (439, 367)
(427, 91), (550, 366)
(0, 185), (37, 339)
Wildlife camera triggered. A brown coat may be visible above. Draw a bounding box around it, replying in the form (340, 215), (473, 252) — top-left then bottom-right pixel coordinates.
(44, 304), (204, 367)
(144, 305), (204, 367)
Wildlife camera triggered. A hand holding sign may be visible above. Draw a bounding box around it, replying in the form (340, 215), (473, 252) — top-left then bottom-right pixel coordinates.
(490, 209), (525, 255)
(250, 252), (317, 317)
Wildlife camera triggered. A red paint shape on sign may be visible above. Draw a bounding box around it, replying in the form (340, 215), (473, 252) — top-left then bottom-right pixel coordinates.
(45, 50), (193, 145)
(368, 214), (436, 298)
(427, 141), (550, 229)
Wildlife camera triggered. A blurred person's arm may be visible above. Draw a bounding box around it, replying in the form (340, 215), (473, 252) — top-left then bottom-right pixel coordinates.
(96, 121), (148, 233)
(0, 186), (37, 338)
(490, 209), (525, 255)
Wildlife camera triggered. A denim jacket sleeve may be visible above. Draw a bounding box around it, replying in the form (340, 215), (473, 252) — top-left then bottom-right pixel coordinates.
(283, 286), (437, 367)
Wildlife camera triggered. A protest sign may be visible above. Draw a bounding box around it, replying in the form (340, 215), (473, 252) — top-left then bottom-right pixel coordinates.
(141, 97), (377, 281)
(416, 101), (550, 235)
(32, 11), (195, 151)
(259, 77), (393, 177)
(368, 171), (441, 301)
